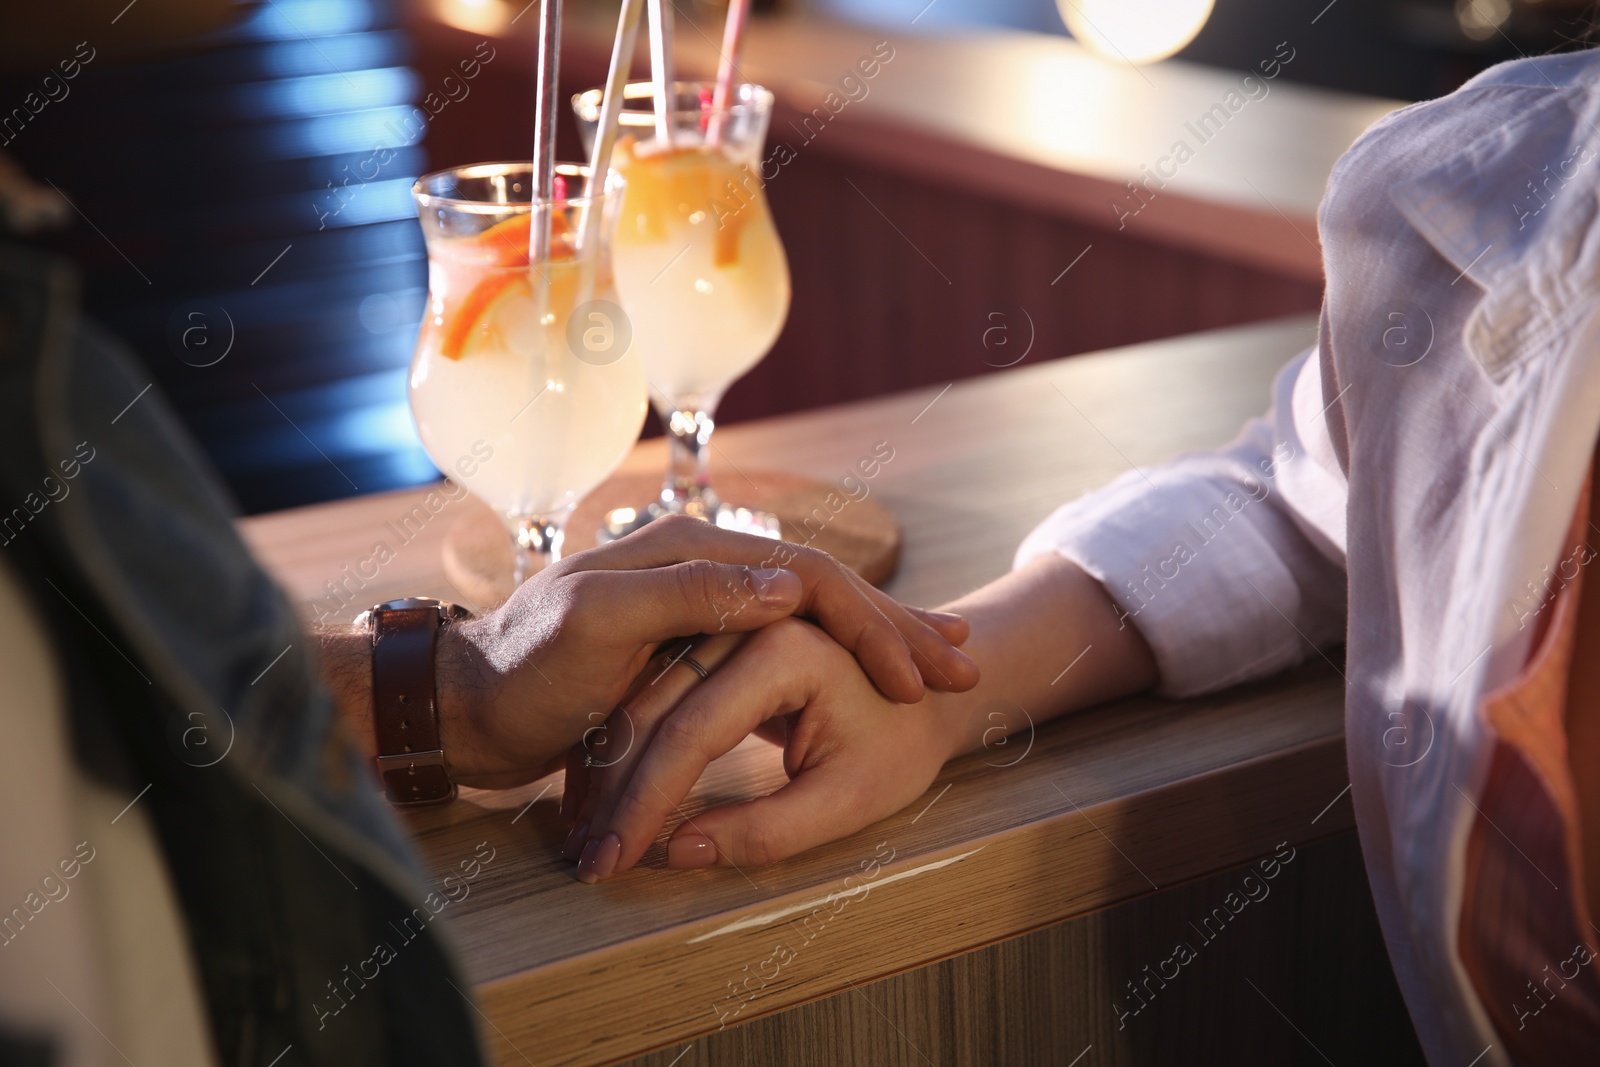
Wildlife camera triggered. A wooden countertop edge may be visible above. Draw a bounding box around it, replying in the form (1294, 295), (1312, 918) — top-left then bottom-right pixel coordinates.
(471, 733), (1352, 1067)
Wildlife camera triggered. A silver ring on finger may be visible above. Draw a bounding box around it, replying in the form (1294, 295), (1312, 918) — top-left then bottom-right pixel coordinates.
(660, 637), (711, 679)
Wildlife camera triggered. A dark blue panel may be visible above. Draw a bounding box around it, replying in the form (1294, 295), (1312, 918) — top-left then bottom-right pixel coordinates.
(6, 0), (441, 513)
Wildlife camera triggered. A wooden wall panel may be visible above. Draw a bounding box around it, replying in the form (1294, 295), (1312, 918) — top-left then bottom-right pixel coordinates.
(615, 834), (1423, 1067)
(724, 151), (1323, 424)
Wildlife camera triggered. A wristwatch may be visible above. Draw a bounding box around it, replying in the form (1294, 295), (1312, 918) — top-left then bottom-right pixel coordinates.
(353, 597), (472, 806)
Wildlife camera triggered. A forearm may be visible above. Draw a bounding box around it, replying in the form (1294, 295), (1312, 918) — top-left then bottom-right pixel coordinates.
(314, 627), (379, 764)
(924, 553), (1159, 760)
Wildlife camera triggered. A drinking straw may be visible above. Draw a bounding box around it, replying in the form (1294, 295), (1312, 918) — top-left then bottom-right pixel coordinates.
(707, 0), (750, 148)
(647, 0), (674, 149)
(532, 0), (562, 263)
(586, 0), (645, 195)
(576, 0), (646, 302)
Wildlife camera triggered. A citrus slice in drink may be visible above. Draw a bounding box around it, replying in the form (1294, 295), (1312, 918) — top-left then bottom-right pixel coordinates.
(470, 199), (575, 266)
(436, 260), (584, 361)
(436, 272), (528, 360)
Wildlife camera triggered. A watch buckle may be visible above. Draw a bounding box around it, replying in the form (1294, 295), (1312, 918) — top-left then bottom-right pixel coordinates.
(377, 749), (455, 806)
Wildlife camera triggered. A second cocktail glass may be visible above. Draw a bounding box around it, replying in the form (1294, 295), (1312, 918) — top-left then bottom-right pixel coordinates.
(573, 80), (790, 538)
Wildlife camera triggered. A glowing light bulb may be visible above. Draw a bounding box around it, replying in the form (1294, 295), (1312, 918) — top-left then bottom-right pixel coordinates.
(1455, 0), (1510, 41)
(1056, 0), (1216, 65)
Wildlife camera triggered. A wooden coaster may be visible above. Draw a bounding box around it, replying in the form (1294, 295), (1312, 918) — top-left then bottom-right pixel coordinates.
(441, 470), (902, 608)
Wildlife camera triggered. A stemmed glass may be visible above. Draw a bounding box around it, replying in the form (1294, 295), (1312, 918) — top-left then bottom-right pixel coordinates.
(409, 162), (647, 584)
(573, 80), (790, 538)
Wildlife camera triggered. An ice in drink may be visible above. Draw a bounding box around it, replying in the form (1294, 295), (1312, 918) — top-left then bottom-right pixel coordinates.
(610, 136), (790, 405)
(409, 212), (647, 518)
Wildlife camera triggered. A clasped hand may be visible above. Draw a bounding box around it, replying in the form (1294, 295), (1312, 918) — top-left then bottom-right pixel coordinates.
(436, 516), (978, 846)
(561, 618), (976, 883)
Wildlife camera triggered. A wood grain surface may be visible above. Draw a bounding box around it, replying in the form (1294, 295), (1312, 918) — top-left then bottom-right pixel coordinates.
(439, 469), (904, 607)
(613, 834), (1423, 1067)
(238, 315), (1355, 1066)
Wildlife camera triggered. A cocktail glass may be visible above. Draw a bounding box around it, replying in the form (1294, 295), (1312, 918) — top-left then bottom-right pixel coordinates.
(573, 80), (790, 538)
(410, 162), (647, 584)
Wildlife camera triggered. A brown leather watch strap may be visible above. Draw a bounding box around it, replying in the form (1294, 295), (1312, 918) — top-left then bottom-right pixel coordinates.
(371, 605), (455, 805)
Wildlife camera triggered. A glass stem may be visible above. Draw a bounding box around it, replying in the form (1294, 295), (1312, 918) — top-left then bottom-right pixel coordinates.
(510, 515), (565, 587)
(661, 402), (720, 518)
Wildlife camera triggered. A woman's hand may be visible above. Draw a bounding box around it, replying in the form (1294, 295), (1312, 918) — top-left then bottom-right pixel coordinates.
(566, 619), (962, 882)
(561, 553), (1162, 881)
(435, 516), (977, 788)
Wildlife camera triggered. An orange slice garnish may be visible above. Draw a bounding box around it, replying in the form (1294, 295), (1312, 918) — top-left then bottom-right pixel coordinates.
(472, 212), (575, 267)
(436, 271), (525, 360)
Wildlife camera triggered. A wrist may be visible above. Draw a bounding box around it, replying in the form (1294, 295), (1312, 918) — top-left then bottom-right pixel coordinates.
(433, 622), (505, 783)
(920, 687), (980, 765)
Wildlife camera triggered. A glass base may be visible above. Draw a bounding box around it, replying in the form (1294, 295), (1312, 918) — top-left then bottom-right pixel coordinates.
(597, 499), (781, 543)
(509, 515), (565, 586)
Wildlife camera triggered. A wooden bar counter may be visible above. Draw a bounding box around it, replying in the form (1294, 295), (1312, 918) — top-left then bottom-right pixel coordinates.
(240, 315), (1423, 1066)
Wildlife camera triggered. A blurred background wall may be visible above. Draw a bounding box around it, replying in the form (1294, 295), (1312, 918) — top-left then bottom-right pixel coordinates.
(7, 0), (436, 513)
(811, 0), (1598, 100)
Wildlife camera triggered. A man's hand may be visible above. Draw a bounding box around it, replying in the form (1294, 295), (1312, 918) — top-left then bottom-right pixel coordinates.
(320, 514), (979, 790)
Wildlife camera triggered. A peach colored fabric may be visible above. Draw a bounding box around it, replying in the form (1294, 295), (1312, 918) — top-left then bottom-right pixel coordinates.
(1460, 466), (1600, 1061)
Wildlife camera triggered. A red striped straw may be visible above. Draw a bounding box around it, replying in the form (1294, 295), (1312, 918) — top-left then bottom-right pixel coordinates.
(708, 0), (750, 148)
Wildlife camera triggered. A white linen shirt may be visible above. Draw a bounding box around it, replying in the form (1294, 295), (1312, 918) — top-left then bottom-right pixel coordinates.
(1017, 50), (1600, 1065)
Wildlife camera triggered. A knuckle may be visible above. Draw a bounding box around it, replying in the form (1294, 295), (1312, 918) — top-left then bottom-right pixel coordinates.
(568, 567), (607, 596)
(786, 541), (833, 575)
(650, 513), (702, 542)
(737, 819), (787, 868)
(676, 558), (735, 616)
(771, 615), (807, 639)
(839, 774), (875, 815)
(556, 573), (601, 637)
(759, 616), (823, 653)
(610, 790), (652, 833)
(656, 708), (709, 759)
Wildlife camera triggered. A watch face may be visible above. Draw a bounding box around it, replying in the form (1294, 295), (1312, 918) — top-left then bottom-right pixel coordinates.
(353, 598), (471, 629)
(380, 597), (445, 612)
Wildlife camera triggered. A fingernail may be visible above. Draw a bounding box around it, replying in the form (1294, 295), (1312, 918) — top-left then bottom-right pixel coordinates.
(575, 838), (602, 883)
(668, 833), (718, 869)
(577, 833), (622, 884)
(924, 610), (965, 623)
(561, 822), (589, 861)
(751, 567), (802, 606)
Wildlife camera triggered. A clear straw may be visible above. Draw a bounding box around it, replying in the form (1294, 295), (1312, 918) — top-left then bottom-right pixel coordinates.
(532, 0), (562, 262)
(708, 0), (749, 148)
(647, 0), (674, 150)
(577, 0), (646, 303)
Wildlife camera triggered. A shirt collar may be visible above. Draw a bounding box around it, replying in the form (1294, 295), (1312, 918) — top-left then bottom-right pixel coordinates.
(1389, 80), (1600, 380)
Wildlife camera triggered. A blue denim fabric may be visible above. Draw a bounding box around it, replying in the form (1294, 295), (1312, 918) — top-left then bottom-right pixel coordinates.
(0, 242), (487, 1066)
